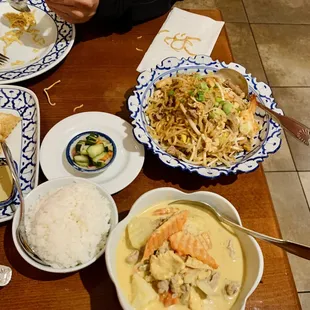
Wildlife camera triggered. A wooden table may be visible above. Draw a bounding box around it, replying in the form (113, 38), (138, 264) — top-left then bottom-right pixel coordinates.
(0, 9), (301, 310)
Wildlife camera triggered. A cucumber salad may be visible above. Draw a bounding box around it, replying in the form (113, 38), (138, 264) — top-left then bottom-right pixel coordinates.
(72, 133), (114, 169)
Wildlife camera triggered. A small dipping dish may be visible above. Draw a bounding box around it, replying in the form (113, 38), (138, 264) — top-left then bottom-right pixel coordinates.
(0, 158), (17, 207)
(66, 131), (117, 174)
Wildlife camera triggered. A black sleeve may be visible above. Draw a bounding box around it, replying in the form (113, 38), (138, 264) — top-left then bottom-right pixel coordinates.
(95, 0), (175, 26)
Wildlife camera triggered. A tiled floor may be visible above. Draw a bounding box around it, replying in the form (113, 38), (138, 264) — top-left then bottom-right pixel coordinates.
(175, 0), (310, 307)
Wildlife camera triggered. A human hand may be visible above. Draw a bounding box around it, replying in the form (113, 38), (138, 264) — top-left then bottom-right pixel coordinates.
(46, 0), (99, 24)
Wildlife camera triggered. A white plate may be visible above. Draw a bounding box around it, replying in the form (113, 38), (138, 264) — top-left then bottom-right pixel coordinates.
(0, 0), (75, 84)
(40, 112), (145, 194)
(0, 85), (40, 223)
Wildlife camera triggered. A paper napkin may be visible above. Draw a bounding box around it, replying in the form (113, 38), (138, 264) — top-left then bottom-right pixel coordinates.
(137, 8), (225, 72)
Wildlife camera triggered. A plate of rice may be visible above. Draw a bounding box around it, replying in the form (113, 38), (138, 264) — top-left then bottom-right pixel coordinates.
(12, 177), (118, 273)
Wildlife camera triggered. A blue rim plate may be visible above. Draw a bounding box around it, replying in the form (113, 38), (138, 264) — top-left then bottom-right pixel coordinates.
(128, 55), (283, 179)
(65, 130), (117, 174)
(0, 0), (75, 84)
(0, 85), (40, 222)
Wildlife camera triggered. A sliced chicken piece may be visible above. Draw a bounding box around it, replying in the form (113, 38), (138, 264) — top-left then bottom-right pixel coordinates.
(157, 279), (170, 294)
(197, 271), (220, 296)
(150, 250), (185, 280)
(155, 77), (173, 89)
(225, 281), (240, 298)
(125, 250), (139, 265)
(185, 257), (212, 270)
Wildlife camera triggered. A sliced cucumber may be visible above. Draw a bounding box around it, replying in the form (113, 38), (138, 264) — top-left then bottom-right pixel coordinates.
(74, 155), (90, 167)
(87, 144), (104, 159)
(80, 144), (89, 155)
(94, 161), (106, 168)
(106, 143), (113, 152)
(86, 133), (99, 145)
(92, 151), (108, 163)
(75, 140), (86, 153)
(76, 162), (89, 168)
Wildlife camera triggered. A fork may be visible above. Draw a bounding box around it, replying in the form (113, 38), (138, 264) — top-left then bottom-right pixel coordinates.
(0, 53), (9, 66)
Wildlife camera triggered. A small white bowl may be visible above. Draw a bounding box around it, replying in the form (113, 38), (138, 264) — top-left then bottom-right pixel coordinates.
(105, 187), (264, 310)
(12, 177), (119, 273)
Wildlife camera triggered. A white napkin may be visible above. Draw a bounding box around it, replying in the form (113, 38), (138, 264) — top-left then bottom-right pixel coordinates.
(137, 8), (225, 72)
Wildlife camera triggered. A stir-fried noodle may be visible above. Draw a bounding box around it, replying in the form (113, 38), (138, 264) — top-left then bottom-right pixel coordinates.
(145, 73), (259, 167)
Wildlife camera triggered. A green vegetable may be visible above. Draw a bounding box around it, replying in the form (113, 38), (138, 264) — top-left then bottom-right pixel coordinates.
(80, 144), (89, 155)
(188, 90), (194, 96)
(92, 151), (108, 163)
(215, 97), (223, 103)
(85, 133), (98, 145)
(74, 155), (90, 167)
(222, 101), (233, 115)
(168, 90), (175, 96)
(195, 74), (202, 80)
(75, 140), (85, 153)
(200, 82), (209, 91)
(209, 109), (226, 119)
(196, 91), (205, 102)
(93, 161), (106, 168)
(87, 144), (104, 159)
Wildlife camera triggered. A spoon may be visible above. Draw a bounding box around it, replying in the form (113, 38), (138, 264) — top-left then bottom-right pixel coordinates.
(7, 0), (30, 12)
(216, 68), (310, 146)
(1, 141), (49, 266)
(169, 200), (310, 260)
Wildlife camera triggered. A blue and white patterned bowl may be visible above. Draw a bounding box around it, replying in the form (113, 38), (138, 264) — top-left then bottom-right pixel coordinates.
(128, 56), (282, 178)
(65, 131), (117, 174)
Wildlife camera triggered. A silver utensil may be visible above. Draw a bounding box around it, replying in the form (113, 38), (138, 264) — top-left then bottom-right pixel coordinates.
(7, 0), (30, 12)
(1, 141), (49, 266)
(169, 200), (310, 260)
(0, 265), (12, 286)
(0, 53), (9, 66)
(216, 68), (310, 146)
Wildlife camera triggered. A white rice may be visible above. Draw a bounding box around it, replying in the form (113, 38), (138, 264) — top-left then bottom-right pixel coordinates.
(25, 183), (111, 269)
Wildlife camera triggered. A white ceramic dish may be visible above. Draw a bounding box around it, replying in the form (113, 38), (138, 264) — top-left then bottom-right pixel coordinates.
(105, 187), (264, 310)
(0, 0), (75, 84)
(12, 177), (118, 273)
(40, 112), (145, 195)
(0, 85), (40, 223)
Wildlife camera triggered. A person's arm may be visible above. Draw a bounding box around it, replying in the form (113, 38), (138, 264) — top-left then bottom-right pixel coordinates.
(46, 0), (174, 25)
